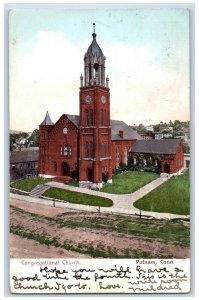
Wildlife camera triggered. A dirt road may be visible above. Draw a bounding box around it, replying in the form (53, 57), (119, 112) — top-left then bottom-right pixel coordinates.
(10, 198), (189, 259)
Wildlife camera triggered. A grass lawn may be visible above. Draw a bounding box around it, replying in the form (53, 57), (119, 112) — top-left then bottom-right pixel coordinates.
(100, 171), (159, 194)
(43, 187), (113, 207)
(10, 177), (51, 192)
(134, 171), (190, 215)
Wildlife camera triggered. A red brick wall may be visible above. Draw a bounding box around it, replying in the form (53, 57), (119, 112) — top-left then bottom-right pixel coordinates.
(111, 140), (137, 170)
(38, 115), (79, 177)
(161, 143), (184, 174)
(79, 86), (112, 183)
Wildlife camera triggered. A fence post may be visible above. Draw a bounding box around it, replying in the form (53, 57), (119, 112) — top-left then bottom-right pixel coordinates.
(139, 209), (142, 220)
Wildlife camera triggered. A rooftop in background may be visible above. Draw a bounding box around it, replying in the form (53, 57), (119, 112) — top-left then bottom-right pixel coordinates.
(10, 148), (38, 164)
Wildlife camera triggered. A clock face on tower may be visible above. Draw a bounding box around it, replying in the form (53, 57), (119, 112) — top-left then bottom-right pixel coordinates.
(101, 96), (106, 104)
(63, 127), (68, 135)
(85, 95), (92, 104)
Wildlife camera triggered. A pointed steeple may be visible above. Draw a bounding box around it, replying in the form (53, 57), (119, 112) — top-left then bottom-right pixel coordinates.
(82, 23), (106, 87)
(40, 111), (54, 126)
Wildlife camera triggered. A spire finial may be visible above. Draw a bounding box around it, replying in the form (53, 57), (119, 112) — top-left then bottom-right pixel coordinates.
(93, 22), (95, 34)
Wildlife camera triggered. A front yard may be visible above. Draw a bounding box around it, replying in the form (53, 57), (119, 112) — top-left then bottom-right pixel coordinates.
(43, 187), (113, 207)
(134, 171), (190, 215)
(10, 177), (51, 192)
(101, 171), (159, 194)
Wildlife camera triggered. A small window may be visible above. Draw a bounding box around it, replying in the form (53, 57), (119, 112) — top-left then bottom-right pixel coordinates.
(133, 158), (137, 165)
(60, 146), (63, 155)
(68, 145), (72, 156)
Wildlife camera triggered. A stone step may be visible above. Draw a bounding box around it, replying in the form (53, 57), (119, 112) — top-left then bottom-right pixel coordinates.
(29, 185), (49, 197)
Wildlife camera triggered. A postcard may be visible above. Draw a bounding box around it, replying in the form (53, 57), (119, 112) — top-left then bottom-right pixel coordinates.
(9, 7), (190, 294)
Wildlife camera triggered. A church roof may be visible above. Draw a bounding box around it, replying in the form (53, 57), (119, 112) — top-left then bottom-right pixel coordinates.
(65, 114), (80, 128)
(110, 120), (142, 141)
(64, 114), (142, 141)
(131, 139), (181, 155)
(40, 111), (54, 126)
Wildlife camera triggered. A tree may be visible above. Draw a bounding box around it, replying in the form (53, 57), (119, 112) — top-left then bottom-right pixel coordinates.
(28, 129), (39, 147)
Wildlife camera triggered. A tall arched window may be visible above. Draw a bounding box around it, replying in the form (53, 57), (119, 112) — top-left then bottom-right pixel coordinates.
(68, 145), (72, 156)
(64, 143), (68, 156)
(100, 109), (103, 126)
(103, 110), (106, 126)
(85, 109), (89, 127)
(85, 142), (89, 158)
(90, 142), (94, 158)
(124, 147), (128, 165)
(60, 146), (63, 155)
(116, 147), (120, 168)
(90, 109), (94, 126)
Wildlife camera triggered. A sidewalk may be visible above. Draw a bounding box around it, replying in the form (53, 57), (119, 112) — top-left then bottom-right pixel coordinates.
(10, 175), (189, 220)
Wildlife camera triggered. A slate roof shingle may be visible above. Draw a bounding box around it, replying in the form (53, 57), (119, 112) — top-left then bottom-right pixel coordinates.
(131, 139), (181, 155)
(64, 114), (142, 141)
(10, 148), (39, 164)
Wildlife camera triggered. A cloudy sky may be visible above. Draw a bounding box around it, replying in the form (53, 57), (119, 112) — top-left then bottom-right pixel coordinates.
(9, 8), (190, 132)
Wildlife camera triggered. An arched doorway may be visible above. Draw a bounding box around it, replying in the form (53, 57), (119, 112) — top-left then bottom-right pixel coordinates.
(87, 168), (93, 182)
(164, 162), (170, 174)
(62, 162), (70, 176)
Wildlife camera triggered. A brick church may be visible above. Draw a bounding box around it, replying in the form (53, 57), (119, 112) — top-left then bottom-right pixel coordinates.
(38, 24), (184, 186)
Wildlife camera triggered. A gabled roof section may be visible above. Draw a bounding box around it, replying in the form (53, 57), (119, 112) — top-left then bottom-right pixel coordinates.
(40, 111), (54, 126)
(131, 139), (182, 155)
(58, 114), (142, 141)
(110, 120), (142, 141)
(64, 114), (80, 128)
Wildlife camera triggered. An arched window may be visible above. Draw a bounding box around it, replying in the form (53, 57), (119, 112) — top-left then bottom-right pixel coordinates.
(85, 142), (89, 158)
(64, 143), (68, 156)
(124, 147), (128, 165)
(68, 145), (72, 156)
(90, 109), (94, 126)
(90, 142), (94, 158)
(85, 109), (89, 127)
(60, 146), (63, 155)
(116, 147), (120, 168)
(103, 110), (106, 126)
(104, 142), (107, 157)
(100, 109), (103, 126)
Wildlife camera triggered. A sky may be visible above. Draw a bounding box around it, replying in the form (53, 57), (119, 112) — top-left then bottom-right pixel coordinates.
(9, 7), (190, 132)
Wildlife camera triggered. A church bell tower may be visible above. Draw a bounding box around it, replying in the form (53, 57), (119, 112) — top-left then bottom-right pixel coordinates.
(79, 23), (112, 187)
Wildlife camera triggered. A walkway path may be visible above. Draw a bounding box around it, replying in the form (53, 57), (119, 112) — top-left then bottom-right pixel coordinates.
(10, 176), (189, 220)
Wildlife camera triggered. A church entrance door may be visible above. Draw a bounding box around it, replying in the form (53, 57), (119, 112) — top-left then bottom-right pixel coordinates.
(87, 168), (93, 182)
(62, 162), (70, 176)
(164, 162), (170, 174)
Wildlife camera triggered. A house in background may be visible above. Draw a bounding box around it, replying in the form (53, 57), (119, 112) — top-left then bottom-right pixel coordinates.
(10, 147), (38, 181)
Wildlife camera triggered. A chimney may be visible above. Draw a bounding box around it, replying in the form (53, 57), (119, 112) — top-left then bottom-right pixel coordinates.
(118, 130), (123, 138)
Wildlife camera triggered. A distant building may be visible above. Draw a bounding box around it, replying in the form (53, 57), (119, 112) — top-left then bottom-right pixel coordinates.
(129, 139), (184, 174)
(10, 147), (38, 181)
